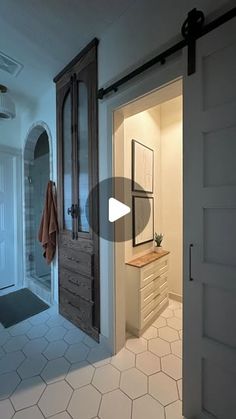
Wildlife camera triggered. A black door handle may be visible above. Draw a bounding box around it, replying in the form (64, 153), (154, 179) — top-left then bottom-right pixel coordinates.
(67, 206), (73, 216)
(189, 243), (194, 281)
(67, 204), (78, 219)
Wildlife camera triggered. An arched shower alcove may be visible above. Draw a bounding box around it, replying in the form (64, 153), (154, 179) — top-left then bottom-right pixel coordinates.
(24, 122), (53, 304)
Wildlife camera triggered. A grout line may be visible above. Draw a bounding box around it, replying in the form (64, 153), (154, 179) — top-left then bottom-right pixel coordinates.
(64, 381), (74, 414)
(97, 387), (103, 418)
(37, 401), (47, 418)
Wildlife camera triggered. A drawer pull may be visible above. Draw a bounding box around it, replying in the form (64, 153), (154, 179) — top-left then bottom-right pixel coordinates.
(144, 292), (154, 302)
(160, 264), (167, 272)
(144, 310), (155, 322)
(143, 273), (154, 282)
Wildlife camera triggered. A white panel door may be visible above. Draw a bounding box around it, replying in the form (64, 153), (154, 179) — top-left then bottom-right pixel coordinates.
(0, 152), (16, 289)
(184, 17), (236, 419)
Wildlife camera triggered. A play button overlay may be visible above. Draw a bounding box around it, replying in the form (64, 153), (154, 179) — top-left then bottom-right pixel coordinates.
(86, 176), (151, 243)
(109, 198), (131, 222)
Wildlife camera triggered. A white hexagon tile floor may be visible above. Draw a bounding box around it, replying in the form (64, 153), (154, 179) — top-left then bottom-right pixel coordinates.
(0, 299), (184, 418)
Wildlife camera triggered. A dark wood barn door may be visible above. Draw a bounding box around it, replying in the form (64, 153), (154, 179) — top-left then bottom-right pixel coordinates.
(55, 40), (100, 341)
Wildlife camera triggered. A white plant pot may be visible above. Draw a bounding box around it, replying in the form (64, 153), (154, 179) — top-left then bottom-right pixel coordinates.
(154, 246), (162, 253)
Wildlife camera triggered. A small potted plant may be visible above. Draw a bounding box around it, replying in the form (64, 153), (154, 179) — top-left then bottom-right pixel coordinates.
(154, 232), (163, 253)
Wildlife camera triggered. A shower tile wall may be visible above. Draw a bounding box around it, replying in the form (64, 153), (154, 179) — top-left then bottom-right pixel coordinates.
(24, 145), (36, 279)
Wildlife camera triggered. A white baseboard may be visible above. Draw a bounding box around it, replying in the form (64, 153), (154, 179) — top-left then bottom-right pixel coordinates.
(169, 292), (183, 303)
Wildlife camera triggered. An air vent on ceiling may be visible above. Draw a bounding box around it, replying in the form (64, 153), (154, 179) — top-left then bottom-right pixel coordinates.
(0, 51), (23, 77)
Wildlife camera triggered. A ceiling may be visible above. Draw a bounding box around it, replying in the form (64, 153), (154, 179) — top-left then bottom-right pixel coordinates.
(0, 0), (134, 107)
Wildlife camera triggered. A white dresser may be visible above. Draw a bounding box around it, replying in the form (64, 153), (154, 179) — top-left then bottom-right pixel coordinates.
(125, 250), (169, 337)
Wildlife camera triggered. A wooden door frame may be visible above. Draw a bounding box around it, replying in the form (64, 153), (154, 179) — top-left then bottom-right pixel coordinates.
(0, 144), (23, 290)
(99, 57), (183, 354)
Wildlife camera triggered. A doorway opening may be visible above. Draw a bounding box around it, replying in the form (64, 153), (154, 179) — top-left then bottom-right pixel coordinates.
(24, 123), (53, 304)
(113, 79), (183, 410)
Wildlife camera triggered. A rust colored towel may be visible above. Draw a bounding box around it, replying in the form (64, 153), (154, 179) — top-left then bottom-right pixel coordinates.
(38, 181), (59, 264)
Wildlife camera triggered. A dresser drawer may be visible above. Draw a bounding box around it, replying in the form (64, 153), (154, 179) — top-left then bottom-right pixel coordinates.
(140, 279), (160, 309)
(140, 294), (161, 329)
(140, 256), (169, 288)
(157, 295), (168, 311)
(159, 271), (168, 287)
(160, 279), (168, 295)
(140, 264), (156, 288)
(153, 257), (169, 278)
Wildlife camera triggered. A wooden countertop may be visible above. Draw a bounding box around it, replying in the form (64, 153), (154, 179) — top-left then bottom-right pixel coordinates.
(126, 250), (170, 268)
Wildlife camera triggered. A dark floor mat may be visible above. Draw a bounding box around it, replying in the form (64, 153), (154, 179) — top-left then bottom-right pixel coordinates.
(0, 288), (49, 328)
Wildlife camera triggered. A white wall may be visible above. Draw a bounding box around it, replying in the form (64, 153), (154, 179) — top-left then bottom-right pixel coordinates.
(98, 0), (229, 87)
(0, 114), (22, 149)
(0, 87), (56, 152)
(21, 88), (57, 198)
(160, 96), (183, 298)
(0, 87), (56, 175)
(21, 88), (56, 171)
(124, 107), (161, 262)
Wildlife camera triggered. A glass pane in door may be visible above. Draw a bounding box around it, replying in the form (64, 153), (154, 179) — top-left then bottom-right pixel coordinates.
(78, 82), (89, 232)
(63, 91), (72, 230)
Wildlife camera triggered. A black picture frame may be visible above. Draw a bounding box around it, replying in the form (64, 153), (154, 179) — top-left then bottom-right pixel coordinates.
(132, 196), (154, 247)
(132, 139), (154, 193)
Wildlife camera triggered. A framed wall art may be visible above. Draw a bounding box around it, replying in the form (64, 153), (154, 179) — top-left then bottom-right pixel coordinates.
(132, 196), (154, 246)
(132, 139), (154, 193)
